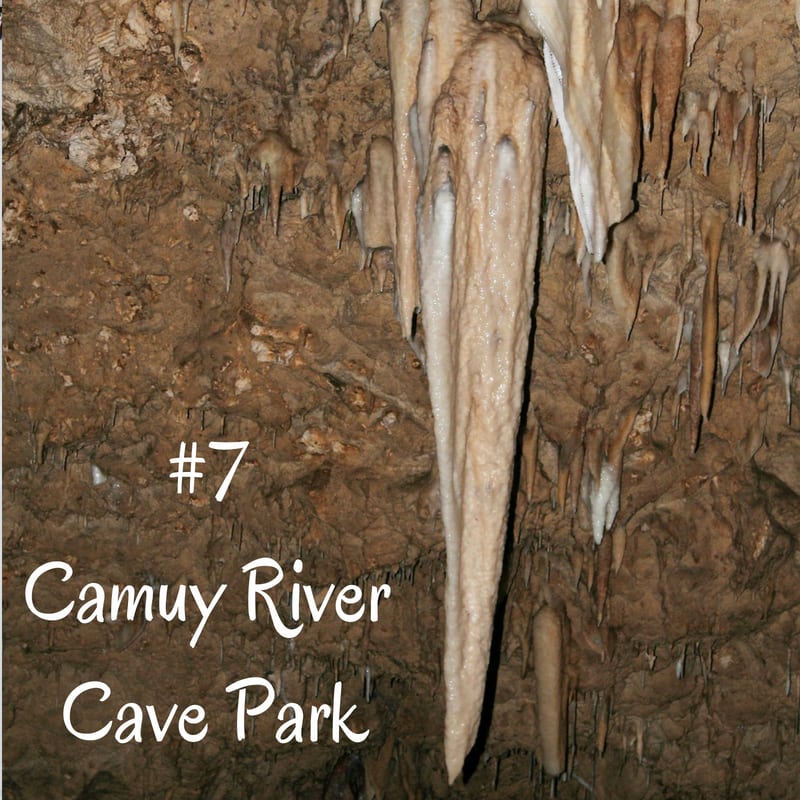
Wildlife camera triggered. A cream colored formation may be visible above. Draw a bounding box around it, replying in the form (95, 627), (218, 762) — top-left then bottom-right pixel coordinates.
(418, 25), (548, 782)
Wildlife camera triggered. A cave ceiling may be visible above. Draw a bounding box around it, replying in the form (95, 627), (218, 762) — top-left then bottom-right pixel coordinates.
(3, 1), (800, 798)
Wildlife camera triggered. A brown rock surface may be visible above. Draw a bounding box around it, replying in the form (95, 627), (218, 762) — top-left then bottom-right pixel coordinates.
(3, 1), (799, 797)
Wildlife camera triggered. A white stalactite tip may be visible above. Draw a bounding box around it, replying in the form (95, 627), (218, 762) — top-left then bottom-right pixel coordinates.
(520, 0), (639, 261)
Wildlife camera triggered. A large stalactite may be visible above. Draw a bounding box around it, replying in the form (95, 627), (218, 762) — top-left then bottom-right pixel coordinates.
(417, 25), (549, 781)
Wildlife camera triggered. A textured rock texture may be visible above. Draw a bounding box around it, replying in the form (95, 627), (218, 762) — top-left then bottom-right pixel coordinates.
(3, 1), (799, 798)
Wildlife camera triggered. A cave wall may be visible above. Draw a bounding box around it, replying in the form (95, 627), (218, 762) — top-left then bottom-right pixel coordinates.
(3, 1), (800, 798)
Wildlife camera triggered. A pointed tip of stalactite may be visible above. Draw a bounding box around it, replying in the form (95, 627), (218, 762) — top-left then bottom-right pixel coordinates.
(443, 657), (486, 784)
(580, 254), (593, 307)
(444, 730), (469, 786)
(611, 525), (626, 575)
(446, 760), (462, 786)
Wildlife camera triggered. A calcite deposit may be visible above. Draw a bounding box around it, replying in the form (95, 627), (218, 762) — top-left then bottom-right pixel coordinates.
(3, 1), (800, 798)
